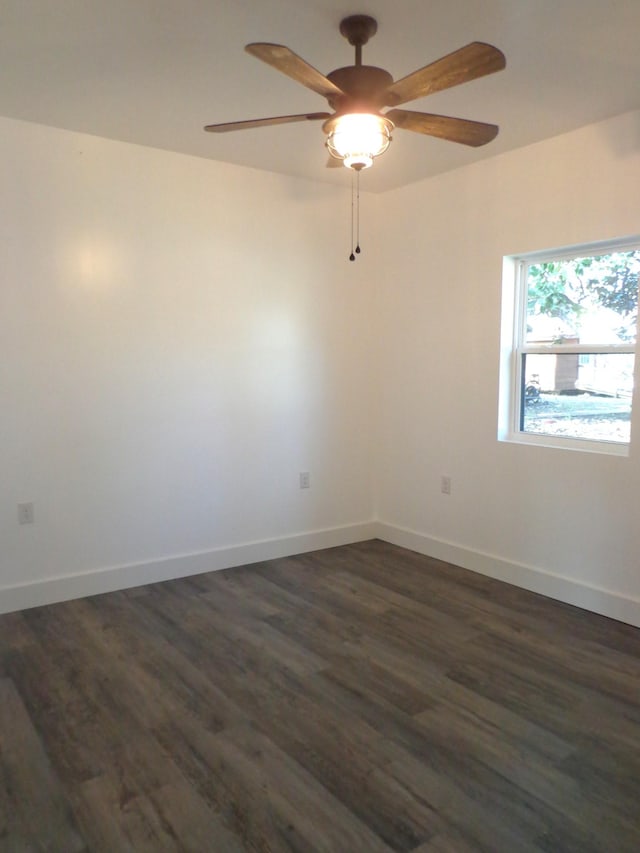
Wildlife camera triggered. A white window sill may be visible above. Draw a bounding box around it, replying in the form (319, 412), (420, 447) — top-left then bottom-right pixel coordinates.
(499, 431), (630, 457)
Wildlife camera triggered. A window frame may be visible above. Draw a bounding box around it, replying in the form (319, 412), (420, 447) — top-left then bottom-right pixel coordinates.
(499, 237), (639, 456)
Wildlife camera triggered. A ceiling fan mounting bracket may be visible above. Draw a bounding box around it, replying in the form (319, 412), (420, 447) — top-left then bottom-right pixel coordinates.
(339, 15), (378, 47)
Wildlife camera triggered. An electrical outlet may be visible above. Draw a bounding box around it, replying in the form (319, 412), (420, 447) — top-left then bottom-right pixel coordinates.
(299, 471), (311, 489)
(18, 502), (35, 524)
(441, 476), (451, 495)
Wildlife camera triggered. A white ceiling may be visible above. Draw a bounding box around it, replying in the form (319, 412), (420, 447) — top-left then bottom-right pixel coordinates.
(2, 0), (640, 193)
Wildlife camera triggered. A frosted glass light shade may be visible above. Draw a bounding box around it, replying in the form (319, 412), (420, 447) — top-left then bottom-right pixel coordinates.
(325, 113), (393, 170)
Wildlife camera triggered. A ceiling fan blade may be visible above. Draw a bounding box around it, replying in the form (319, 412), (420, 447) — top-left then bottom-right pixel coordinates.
(326, 156), (343, 169)
(387, 109), (499, 147)
(383, 42), (505, 107)
(246, 43), (344, 100)
(204, 112), (331, 133)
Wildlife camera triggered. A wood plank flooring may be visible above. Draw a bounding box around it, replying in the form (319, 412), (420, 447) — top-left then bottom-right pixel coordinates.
(1, 539), (640, 852)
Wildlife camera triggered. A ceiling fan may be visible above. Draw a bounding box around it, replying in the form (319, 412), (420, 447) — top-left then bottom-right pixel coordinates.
(204, 14), (506, 172)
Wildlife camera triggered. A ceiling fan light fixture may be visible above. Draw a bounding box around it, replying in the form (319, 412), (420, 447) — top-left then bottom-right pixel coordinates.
(324, 113), (393, 170)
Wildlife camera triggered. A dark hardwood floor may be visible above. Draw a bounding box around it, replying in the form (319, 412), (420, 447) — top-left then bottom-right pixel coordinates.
(1, 539), (640, 852)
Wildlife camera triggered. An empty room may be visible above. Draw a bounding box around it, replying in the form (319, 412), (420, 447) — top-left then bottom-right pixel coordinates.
(1, 1), (640, 851)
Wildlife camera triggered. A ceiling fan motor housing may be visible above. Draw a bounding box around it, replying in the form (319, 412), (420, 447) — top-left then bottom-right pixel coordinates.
(325, 66), (394, 113)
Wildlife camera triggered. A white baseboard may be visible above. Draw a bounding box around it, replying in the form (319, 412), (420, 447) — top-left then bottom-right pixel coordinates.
(0, 521), (377, 615)
(375, 521), (640, 629)
(5, 519), (639, 629)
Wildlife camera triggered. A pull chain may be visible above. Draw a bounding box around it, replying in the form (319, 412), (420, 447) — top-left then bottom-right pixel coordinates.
(355, 169), (361, 255)
(349, 168), (362, 261)
(349, 170), (356, 261)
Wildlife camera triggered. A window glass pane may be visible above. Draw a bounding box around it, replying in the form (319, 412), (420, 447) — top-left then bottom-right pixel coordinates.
(525, 250), (639, 346)
(521, 353), (633, 443)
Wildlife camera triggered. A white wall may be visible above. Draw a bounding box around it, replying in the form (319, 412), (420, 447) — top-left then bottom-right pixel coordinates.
(0, 116), (377, 609)
(375, 109), (640, 626)
(3, 109), (640, 625)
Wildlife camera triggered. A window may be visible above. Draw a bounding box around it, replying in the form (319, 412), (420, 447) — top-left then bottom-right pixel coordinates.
(499, 238), (639, 454)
